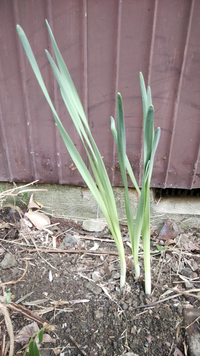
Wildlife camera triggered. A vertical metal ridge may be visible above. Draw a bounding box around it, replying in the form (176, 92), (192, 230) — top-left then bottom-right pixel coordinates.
(46, 0), (62, 184)
(111, 0), (122, 186)
(164, 0), (195, 188)
(138, 0), (158, 187)
(0, 101), (12, 180)
(79, 0), (89, 176)
(82, 0), (88, 119)
(187, 1), (198, 190)
(147, 0), (158, 86)
(13, 1), (35, 181)
(191, 143), (200, 189)
(0, 5), (13, 180)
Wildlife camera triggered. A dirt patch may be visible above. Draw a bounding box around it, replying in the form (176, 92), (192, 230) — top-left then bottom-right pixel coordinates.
(0, 207), (200, 355)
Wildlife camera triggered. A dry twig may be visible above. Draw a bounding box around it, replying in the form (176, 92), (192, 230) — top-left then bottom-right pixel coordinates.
(0, 301), (14, 356)
(68, 334), (87, 356)
(133, 285), (200, 310)
(185, 315), (200, 329)
(0, 260), (28, 287)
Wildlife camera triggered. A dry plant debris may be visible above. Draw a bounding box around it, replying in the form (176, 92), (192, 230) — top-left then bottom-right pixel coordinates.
(0, 207), (200, 355)
(14, 321), (55, 347)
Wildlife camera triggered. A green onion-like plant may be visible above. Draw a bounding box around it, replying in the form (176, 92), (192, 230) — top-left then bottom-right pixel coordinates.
(17, 21), (160, 294)
(16, 21), (126, 291)
(140, 74), (161, 294)
(111, 74), (160, 294)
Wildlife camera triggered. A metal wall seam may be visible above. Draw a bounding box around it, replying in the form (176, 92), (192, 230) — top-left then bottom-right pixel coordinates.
(164, 0), (195, 188)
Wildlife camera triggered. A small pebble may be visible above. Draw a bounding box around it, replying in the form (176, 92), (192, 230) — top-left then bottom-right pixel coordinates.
(122, 302), (128, 310)
(94, 310), (104, 320)
(113, 342), (118, 350)
(185, 281), (194, 289)
(82, 219), (107, 232)
(63, 234), (79, 247)
(85, 281), (102, 295)
(0, 253), (17, 269)
(181, 267), (197, 279)
(112, 272), (120, 280)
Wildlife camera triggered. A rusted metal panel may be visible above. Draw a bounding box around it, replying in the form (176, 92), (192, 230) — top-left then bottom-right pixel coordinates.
(145, 0), (193, 188)
(87, 0), (119, 183)
(164, 0), (200, 189)
(13, 0), (85, 185)
(115, 0), (155, 187)
(0, 0), (200, 189)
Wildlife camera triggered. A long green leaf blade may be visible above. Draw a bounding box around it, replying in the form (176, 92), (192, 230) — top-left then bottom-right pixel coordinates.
(45, 20), (89, 130)
(147, 127), (161, 185)
(146, 86), (152, 109)
(116, 94), (135, 256)
(139, 72), (147, 123)
(29, 341), (39, 356)
(144, 105), (154, 168)
(17, 22), (126, 291)
(39, 329), (44, 344)
(110, 116), (140, 194)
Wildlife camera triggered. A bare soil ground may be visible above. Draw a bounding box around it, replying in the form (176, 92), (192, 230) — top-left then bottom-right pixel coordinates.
(0, 207), (200, 356)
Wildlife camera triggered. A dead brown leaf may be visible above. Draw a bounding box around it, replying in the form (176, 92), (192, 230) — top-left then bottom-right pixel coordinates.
(150, 226), (156, 235)
(183, 242), (200, 252)
(173, 347), (185, 356)
(28, 193), (41, 210)
(14, 321), (56, 347)
(53, 346), (62, 355)
(0, 222), (12, 229)
(158, 220), (177, 240)
(103, 260), (112, 277)
(165, 239), (176, 246)
(25, 211), (50, 230)
(14, 321), (39, 346)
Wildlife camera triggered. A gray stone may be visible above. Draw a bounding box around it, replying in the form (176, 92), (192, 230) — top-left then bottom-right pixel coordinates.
(113, 342), (118, 350)
(181, 267), (197, 280)
(40, 351), (52, 356)
(184, 308), (200, 356)
(92, 271), (101, 282)
(82, 219), (107, 232)
(171, 260), (184, 273)
(122, 302), (128, 310)
(185, 281), (194, 289)
(62, 233), (79, 247)
(0, 253), (17, 269)
(94, 310), (104, 320)
(112, 272), (120, 280)
(85, 281), (102, 295)
(189, 259), (198, 272)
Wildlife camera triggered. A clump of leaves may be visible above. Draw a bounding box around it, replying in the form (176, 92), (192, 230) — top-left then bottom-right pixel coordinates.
(17, 21), (126, 291)
(111, 75), (160, 294)
(17, 21), (160, 294)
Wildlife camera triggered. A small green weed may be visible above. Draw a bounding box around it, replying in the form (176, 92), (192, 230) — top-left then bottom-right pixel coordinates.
(23, 324), (48, 356)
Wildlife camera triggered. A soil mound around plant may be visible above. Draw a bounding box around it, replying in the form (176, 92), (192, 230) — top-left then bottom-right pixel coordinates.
(0, 208), (200, 355)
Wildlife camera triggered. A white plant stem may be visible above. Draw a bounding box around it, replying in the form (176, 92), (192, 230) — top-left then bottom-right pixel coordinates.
(120, 259), (126, 291)
(135, 263), (140, 279)
(145, 271), (151, 295)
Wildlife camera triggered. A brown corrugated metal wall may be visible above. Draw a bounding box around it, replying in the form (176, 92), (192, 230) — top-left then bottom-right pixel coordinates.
(0, 0), (200, 189)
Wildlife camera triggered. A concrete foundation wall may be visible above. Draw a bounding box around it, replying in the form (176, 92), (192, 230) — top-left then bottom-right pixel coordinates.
(1, 182), (200, 230)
